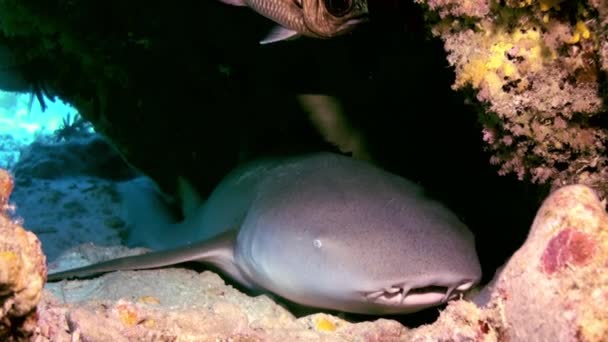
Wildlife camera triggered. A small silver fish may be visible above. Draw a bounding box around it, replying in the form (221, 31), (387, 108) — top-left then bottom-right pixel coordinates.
(220, 0), (369, 44)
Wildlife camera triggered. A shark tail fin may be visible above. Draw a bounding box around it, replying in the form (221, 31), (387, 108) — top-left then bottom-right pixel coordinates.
(116, 177), (178, 249)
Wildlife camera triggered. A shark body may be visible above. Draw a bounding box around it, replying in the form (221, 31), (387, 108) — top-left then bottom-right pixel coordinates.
(48, 152), (481, 315)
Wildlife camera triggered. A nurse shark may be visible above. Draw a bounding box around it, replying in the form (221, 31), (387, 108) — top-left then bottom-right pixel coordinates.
(48, 152), (481, 315)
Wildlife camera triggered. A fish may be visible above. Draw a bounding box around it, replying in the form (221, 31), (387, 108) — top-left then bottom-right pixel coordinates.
(47, 152), (482, 315)
(220, 0), (369, 44)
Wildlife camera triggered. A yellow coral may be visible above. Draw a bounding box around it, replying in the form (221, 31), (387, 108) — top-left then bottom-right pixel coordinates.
(566, 21), (591, 44)
(459, 59), (487, 89)
(314, 316), (337, 332)
(143, 319), (156, 328)
(0, 251), (18, 262)
(540, 0), (563, 11)
(0, 251), (20, 286)
(512, 0), (534, 8)
(454, 25), (546, 97)
(118, 306), (139, 326)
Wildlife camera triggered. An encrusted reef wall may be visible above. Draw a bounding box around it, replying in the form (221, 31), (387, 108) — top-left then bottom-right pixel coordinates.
(416, 0), (608, 196)
(0, 169), (46, 341)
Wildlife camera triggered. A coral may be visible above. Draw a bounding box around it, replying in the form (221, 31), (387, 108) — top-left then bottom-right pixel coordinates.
(422, 0), (490, 18)
(487, 184), (608, 341)
(0, 168), (13, 212)
(540, 228), (597, 274)
(0, 169), (47, 341)
(416, 0), (608, 196)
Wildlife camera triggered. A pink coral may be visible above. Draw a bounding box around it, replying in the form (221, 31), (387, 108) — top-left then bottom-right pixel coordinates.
(541, 228), (597, 274)
(417, 0), (608, 196)
(415, 0), (490, 18)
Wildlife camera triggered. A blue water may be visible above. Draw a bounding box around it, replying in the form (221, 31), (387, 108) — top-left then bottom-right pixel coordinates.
(0, 90), (85, 168)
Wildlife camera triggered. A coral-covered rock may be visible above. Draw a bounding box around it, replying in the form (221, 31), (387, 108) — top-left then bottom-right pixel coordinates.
(416, 0), (608, 196)
(12, 135), (135, 181)
(43, 250), (412, 341)
(486, 184), (608, 341)
(410, 300), (497, 341)
(0, 168), (46, 340)
(418, 183), (608, 341)
(0, 168), (13, 210)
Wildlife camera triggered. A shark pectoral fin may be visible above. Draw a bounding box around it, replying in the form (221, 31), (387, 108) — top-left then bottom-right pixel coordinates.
(260, 26), (301, 45)
(218, 0), (248, 6)
(47, 230), (239, 282)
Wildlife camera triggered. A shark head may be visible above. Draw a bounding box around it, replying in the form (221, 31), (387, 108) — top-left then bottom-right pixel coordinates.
(234, 153), (482, 314)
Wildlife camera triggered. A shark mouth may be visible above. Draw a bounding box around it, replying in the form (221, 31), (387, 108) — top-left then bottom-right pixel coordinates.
(362, 281), (476, 307)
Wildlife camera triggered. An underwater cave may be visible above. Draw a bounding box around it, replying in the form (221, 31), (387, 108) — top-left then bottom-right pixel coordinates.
(0, 0), (606, 340)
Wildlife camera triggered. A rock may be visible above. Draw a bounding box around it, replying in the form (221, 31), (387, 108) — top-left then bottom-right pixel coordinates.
(0, 134), (26, 170)
(42, 261), (410, 341)
(12, 134), (135, 181)
(9, 177), (127, 262)
(484, 184), (608, 341)
(0, 169), (47, 341)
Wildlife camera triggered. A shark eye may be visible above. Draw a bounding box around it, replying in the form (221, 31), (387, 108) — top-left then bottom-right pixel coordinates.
(324, 0), (353, 17)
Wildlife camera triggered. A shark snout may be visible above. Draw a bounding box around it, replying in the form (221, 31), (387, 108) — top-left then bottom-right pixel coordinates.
(352, 276), (480, 314)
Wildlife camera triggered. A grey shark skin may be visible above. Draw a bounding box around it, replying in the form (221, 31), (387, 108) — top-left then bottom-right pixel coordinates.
(48, 152), (482, 315)
(220, 0), (368, 44)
